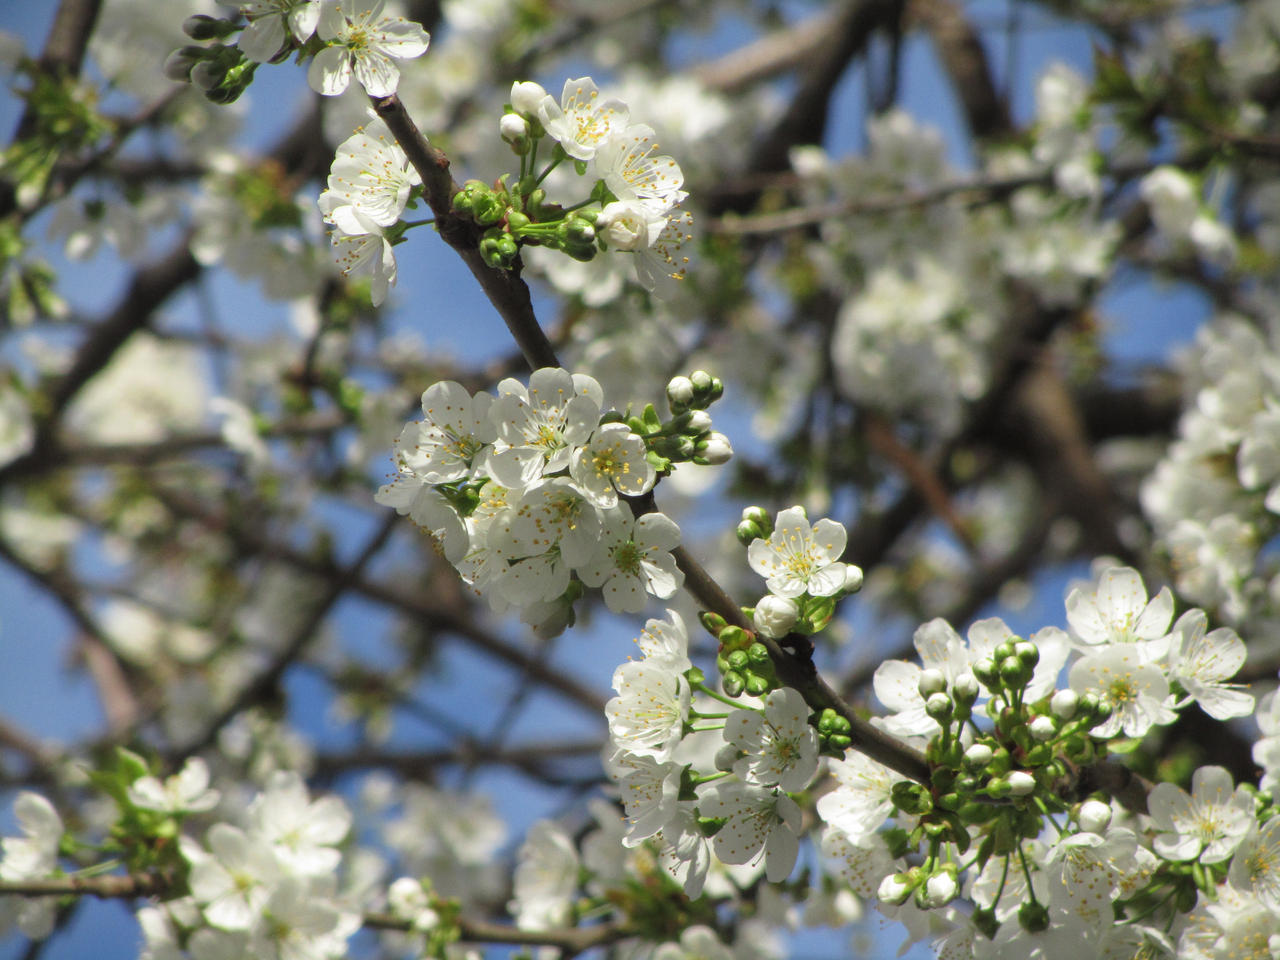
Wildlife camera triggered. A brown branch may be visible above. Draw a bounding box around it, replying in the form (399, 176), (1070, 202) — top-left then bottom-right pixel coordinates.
(864, 412), (975, 554)
(371, 94), (558, 371)
(907, 0), (1012, 142)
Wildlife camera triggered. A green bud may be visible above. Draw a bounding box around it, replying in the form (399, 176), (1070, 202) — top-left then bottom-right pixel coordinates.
(992, 641), (1016, 663)
(164, 45), (205, 82)
(183, 14), (240, 40)
(722, 670), (745, 697)
(726, 649), (748, 671)
(718, 625), (749, 649)
(986, 777), (1011, 799)
(938, 792), (962, 811)
(700, 612), (727, 635)
(925, 692), (953, 721)
(999, 655), (1028, 689)
(1014, 640), (1039, 668)
(744, 673), (771, 697)
(506, 210), (530, 232)
(989, 747), (1012, 776)
(971, 657), (999, 689)
(746, 642), (770, 666)
(959, 801), (996, 825)
(736, 520), (762, 546)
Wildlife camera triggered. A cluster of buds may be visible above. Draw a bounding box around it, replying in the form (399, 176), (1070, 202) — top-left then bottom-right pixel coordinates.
(877, 636), (1121, 934)
(165, 17), (258, 104)
(609, 373), (732, 473)
(700, 615), (776, 698)
(452, 176), (601, 268)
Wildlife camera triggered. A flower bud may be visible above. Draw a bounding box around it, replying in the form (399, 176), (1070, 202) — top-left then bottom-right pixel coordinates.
(1014, 640), (1039, 668)
(971, 657), (999, 690)
(925, 692), (952, 721)
(696, 432), (733, 465)
(666, 376), (695, 409)
(842, 564), (864, 594)
(1077, 799), (1112, 834)
(184, 14), (239, 40)
(753, 595), (798, 638)
(963, 743), (993, 769)
(500, 112), (529, 144)
(1007, 771), (1036, 796)
(952, 672), (979, 705)
(1050, 688), (1078, 720)
(917, 668), (947, 699)
(922, 870), (957, 908)
(686, 409), (712, 434)
(877, 872), (913, 905)
(510, 80), (548, 115)
(999, 655), (1029, 689)
(190, 58), (226, 92)
(1029, 715), (1056, 741)
(164, 46), (204, 82)
(736, 520), (762, 546)
(690, 369), (714, 393)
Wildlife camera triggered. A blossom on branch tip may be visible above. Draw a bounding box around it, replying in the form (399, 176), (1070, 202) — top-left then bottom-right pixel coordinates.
(127, 757), (221, 814)
(605, 659), (690, 760)
(488, 367), (603, 488)
(307, 0), (430, 98)
(595, 123), (687, 215)
(391, 380), (496, 485)
(698, 781), (802, 882)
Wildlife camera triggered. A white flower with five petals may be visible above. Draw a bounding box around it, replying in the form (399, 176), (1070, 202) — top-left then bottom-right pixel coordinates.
(307, 0), (430, 98)
(747, 506), (849, 599)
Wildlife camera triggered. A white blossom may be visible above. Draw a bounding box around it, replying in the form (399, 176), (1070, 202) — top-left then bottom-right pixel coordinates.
(605, 659), (690, 760)
(536, 77), (629, 161)
(723, 687), (819, 792)
(1148, 765), (1254, 864)
(577, 508), (684, 613)
(747, 506), (850, 599)
(510, 820), (578, 931)
(1067, 645), (1178, 739)
(128, 758), (221, 814)
(308, 0), (430, 98)
(697, 781), (802, 882)
(235, 1), (321, 62)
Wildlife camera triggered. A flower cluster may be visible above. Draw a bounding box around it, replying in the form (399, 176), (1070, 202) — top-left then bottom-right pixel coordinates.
(174, 770), (359, 958)
(830, 564), (1262, 957)
(448, 77), (693, 289)
(601, 610), (819, 896)
(376, 367), (735, 628)
(1141, 314), (1280, 631)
